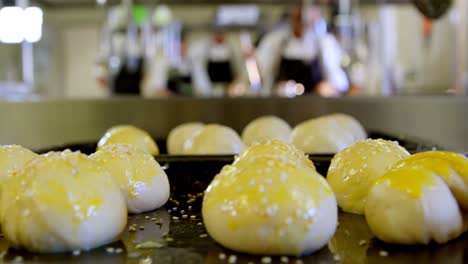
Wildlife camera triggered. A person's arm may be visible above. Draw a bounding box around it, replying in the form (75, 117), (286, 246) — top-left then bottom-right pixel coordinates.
(141, 53), (171, 97)
(256, 31), (286, 95)
(319, 34), (350, 94)
(189, 39), (212, 97)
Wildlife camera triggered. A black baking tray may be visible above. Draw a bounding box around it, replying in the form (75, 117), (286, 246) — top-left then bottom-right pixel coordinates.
(2, 132), (462, 263)
(35, 131), (442, 177)
(1, 181), (466, 264)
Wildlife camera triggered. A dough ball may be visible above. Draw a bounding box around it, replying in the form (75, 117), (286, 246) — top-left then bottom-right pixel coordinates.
(185, 124), (244, 155)
(365, 166), (463, 244)
(241, 116), (292, 146)
(91, 144), (170, 214)
(326, 113), (367, 141)
(0, 151), (127, 253)
(98, 125), (159, 155)
(0, 145), (37, 181)
(233, 139), (315, 171)
(202, 162), (337, 256)
(290, 114), (366, 154)
(167, 123), (204, 154)
(327, 139), (410, 214)
(393, 151), (468, 211)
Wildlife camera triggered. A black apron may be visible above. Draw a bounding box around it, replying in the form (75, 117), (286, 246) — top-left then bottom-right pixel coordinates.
(207, 60), (234, 84)
(112, 57), (144, 95)
(278, 57), (323, 94)
(167, 71), (193, 96)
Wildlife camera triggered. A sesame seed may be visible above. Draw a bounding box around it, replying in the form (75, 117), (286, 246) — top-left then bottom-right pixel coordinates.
(151, 218), (157, 221)
(228, 255), (237, 263)
(188, 206), (192, 210)
(180, 210), (185, 214)
(139, 226), (145, 230)
(115, 248), (123, 254)
(12, 256), (23, 263)
(280, 256), (289, 263)
(261, 256), (272, 263)
(129, 226), (137, 232)
(379, 250), (389, 257)
(358, 240), (367, 246)
(145, 216), (150, 219)
(72, 250), (81, 256)
(172, 216), (179, 220)
(333, 255), (341, 261)
(172, 207), (178, 211)
(106, 247), (115, 253)
(199, 234), (208, 238)
(295, 260), (304, 264)
(218, 253), (226, 260)
(182, 214), (188, 219)
(190, 215), (196, 219)
(197, 222), (203, 225)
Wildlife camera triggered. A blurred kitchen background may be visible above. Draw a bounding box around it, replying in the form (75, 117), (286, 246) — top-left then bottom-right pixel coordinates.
(0, 0), (466, 99)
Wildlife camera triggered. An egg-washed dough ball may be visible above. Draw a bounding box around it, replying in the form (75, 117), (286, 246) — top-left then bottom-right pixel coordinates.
(185, 124), (244, 155)
(167, 123), (204, 155)
(365, 166), (463, 245)
(290, 117), (355, 154)
(233, 139), (315, 171)
(97, 125), (159, 155)
(203, 161), (337, 256)
(327, 139), (410, 214)
(0, 145), (37, 181)
(91, 144), (170, 214)
(394, 151), (468, 211)
(326, 113), (367, 141)
(0, 151), (127, 253)
(290, 113), (367, 154)
(241, 116), (292, 146)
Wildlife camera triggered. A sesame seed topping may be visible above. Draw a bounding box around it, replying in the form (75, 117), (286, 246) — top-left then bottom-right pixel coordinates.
(261, 256), (272, 263)
(280, 256), (289, 263)
(333, 255), (341, 261)
(182, 214), (188, 219)
(358, 240), (367, 246)
(106, 247), (115, 253)
(218, 253), (226, 260)
(199, 234), (208, 238)
(228, 255), (237, 263)
(379, 250), (389, 257)
(72, 250), (81, 256)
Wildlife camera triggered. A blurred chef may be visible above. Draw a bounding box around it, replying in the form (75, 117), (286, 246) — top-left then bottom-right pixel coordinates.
(95, 5), (145, 95)
(257, 3), (349, 96)
(189, 26), (245, 97)
(144, 29), (197, 97)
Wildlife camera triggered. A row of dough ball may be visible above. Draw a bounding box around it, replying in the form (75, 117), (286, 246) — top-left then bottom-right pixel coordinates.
(167, 113), (366, 155)
(0, 143), (170, 253)
(326, 139), (468, 245)
(202, 139), (338, 256)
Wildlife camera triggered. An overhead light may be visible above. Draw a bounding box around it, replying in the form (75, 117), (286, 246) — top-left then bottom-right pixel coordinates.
(24, 7), (43, 43)
(0, 7), (24, 43)
(0, 6), (43, 43)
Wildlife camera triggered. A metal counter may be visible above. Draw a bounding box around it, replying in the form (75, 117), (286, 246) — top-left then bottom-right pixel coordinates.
(0, 96), (467, 151)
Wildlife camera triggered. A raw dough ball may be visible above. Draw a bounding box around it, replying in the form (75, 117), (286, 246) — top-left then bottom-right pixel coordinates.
(185, 124), (244, 155)
(0, 145), (37, 181)
(202, 161), (337, 255)
(233, 139), (315, 171)
(394, 151), (468, 211)
(365, 166), (463, 244)
(98, 125), (159, 155)
(327, 139), (410, 214)
(91, 144), (170, 213)
(241, 116), (292, 146)
(290, 114), (366, 154)
(326, 113), (367, 141)
(167, 123), (204, 154)
(0, 151), (127, 253)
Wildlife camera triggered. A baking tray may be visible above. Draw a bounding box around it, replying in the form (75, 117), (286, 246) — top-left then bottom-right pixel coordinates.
(35, 131), (441, 177)
(5, 132), (462, 263)
(1, 188), (466, 264)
